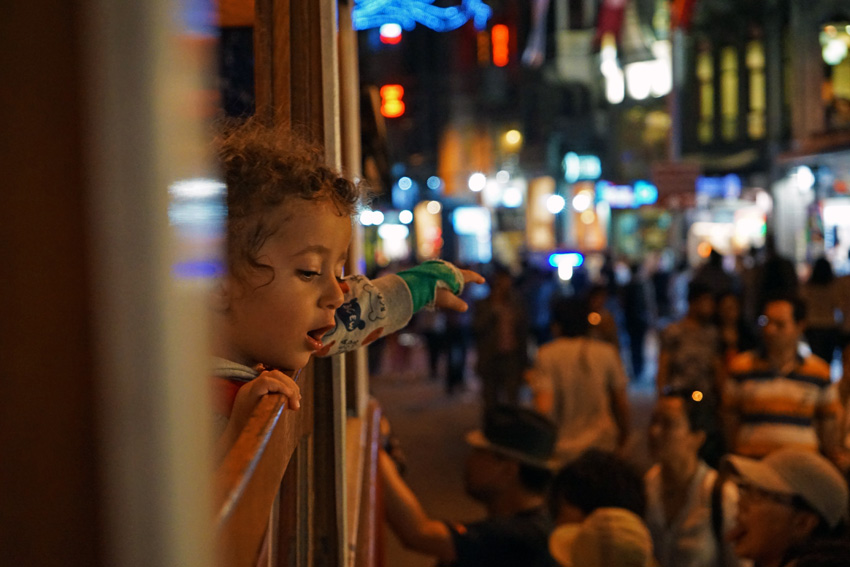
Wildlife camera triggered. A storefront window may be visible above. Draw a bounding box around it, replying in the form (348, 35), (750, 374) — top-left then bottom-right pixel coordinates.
(720, 46), (739, 141)
(746, 40), (766, 139)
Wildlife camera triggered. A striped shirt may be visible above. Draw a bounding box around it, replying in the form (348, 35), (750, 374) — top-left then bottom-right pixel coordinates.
(725, 350), (840, 458)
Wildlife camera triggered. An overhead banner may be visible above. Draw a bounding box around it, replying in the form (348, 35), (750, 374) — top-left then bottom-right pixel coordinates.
(652, 161), (701, 208)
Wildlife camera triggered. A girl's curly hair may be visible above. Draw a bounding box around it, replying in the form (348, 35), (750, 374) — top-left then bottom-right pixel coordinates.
(214, 118), (362, 284)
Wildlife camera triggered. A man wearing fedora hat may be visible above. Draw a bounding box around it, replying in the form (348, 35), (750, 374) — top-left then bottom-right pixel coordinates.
(379, 405), (560, 567)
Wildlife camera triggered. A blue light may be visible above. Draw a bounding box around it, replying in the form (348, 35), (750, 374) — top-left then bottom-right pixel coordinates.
(563, 152), (602, 183)
(697, 175), (740, 200)
(172, 259), (225, 279)
(723, 174), (742, 199)
(352, 0), (492, 32)
(548, 252), (584, 268)
(633, 180), (658, 207)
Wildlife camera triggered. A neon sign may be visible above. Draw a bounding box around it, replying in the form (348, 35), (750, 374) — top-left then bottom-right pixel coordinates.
(352, 0), (492, 33)
(596, 180), (658, 208)
(563, 152), (602, 183)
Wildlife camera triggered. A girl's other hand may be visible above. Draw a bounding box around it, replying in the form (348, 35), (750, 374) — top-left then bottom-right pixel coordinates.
(434, 269), (485, 312)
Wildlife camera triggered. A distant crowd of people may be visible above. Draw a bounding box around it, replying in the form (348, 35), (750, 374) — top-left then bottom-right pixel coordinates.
(379, 243), (850, 567)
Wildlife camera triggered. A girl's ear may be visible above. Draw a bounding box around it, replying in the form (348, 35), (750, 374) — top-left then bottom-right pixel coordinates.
(210, 278), (233, 313)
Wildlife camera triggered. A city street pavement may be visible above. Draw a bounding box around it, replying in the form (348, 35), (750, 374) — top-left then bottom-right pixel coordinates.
(369, 332), (658, 567)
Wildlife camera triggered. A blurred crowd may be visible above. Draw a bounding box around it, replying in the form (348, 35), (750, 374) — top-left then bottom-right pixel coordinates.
(377, 239), (850, 567)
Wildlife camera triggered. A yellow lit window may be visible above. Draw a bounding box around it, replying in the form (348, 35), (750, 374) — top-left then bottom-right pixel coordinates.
(746, 40), (766, 139)
(720, 46), (739, 141)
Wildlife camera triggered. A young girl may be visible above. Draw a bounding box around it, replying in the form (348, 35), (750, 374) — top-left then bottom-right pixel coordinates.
(210, 119), (483, 447)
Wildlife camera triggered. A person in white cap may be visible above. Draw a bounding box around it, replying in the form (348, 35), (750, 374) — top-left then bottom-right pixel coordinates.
(379, 405), (560, 567)
(548, 507), (655, 567)
(724, 447), (849, 567)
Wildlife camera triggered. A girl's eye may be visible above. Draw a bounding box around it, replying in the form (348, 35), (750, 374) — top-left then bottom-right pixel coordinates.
(298, 270), (321, 281)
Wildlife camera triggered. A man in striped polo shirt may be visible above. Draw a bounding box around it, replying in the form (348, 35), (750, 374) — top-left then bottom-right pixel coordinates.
(723, 296), (841, 460)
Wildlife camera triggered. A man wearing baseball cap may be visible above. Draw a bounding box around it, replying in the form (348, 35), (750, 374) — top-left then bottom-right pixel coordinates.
(723, 448), (849, 567)
(379, 405), (559, 567)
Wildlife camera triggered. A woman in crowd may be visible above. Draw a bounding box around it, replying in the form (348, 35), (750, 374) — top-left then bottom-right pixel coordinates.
(644, 388), (743, 567)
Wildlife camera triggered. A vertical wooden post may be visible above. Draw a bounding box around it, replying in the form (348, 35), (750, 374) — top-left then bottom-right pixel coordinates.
(0, 3), (102, 565)
(252, 1), (348, 566)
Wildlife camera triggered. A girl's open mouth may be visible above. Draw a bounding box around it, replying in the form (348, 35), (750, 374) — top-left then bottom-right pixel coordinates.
(306, 324), (334, 351)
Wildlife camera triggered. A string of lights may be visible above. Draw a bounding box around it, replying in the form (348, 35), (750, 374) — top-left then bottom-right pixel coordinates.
(352, 0), (492, 33)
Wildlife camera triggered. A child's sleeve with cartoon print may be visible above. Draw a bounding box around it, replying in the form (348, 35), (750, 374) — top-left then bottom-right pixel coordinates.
(318, 260), (465, 357)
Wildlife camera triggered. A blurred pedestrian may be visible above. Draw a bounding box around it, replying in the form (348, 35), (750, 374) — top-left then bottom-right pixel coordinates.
(656, 281), (725, 466)
(656, 281), (722, 396)
(652, 250), (675, 325)
(547, 449), (646, 525)
(473, 266), (529, 409)
(723, 296), (841, 460)
(621, 262), (656, 382)
(716, 291), (759, 369)
(445, 286), (474, 395)
(518, 257), (558, 347)
(834, 250), (850, 388)
(586, 284), (621, 351)
(800, 256), (839, 364)
(415, 308), (446, 381)
(752, 236), (799, 316)
(528, 297), (631, 465)
(692, 249), (736, 298)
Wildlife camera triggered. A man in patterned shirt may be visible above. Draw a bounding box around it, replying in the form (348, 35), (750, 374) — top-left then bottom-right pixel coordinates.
(723, 295), (841, 460)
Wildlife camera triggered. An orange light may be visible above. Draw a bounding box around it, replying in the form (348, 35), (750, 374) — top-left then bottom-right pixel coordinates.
(477, 31), (490, 65)
(697, 241), (712, 258)
(380, 84), (405, 118)
(492, 24), (509, 67)
(380, 84), (403, 99)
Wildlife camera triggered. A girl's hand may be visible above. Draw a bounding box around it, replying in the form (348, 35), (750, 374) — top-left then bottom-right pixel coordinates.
(230, 369), (301, 429)
(434, 269), (485, 312)
(216, 369), (301, 461)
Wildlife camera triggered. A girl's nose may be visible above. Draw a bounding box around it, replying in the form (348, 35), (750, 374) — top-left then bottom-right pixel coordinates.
(324, 277), (345, 310)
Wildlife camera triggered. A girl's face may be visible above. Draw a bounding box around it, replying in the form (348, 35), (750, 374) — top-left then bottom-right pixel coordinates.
(222, 198), (351, 372)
